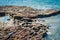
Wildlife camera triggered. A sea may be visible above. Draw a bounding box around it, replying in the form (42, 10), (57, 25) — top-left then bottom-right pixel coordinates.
(0, 0), (60, 40)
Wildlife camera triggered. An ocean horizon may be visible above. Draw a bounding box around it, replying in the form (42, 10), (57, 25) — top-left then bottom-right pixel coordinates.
(0, 0), (60, 10)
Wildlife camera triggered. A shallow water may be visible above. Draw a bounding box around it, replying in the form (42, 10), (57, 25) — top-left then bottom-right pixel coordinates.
(35, 14), (60, 40)
(42, 14), (60, 40)
(0, 15), (10, 22)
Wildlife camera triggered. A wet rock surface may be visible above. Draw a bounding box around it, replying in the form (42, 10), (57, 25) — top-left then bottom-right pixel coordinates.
(0, 18), (48, 40)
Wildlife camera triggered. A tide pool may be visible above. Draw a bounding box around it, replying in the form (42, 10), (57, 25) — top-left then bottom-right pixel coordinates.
(0, 15), (10, 22)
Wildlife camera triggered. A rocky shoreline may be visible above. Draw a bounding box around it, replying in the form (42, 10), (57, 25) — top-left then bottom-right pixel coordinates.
(0, 6), (60, 18)
(0, 19), (48, 40)
(0, 6), (60, 40)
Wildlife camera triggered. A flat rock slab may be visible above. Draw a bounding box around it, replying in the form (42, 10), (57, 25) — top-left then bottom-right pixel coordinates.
(0, 6), (60, 18)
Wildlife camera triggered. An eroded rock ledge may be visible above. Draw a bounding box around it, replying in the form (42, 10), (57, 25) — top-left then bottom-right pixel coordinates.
(0, 6), (60, 18)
